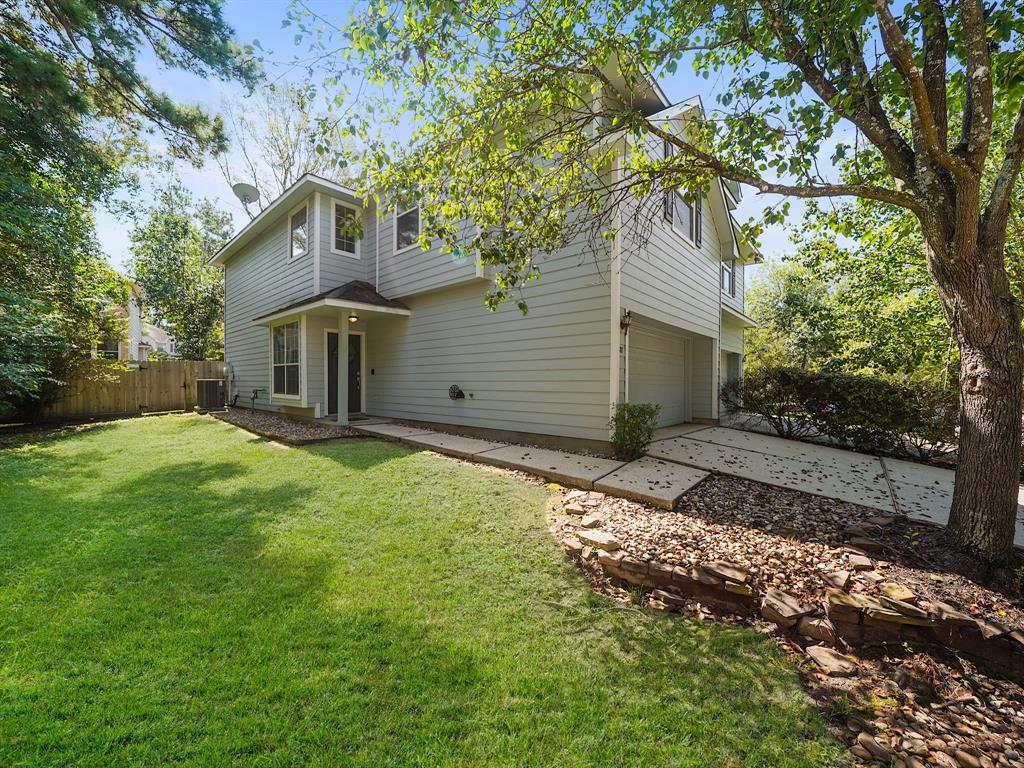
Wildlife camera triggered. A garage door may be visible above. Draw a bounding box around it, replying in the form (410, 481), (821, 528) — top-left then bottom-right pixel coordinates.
(628, 327), (688, 426)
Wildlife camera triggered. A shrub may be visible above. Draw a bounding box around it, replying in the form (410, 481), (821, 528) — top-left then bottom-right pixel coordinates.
(722, 365), (961, 458)
(610, 402), (661, 460)
(720, 367), (817, 439)
(799, 370), (915, 453)
(904, 383), (959, 461)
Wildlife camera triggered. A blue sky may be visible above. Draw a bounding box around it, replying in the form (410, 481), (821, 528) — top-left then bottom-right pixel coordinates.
(98, 0), (793, 273)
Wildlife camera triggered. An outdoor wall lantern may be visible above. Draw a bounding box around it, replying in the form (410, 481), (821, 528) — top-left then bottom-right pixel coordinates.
(620, 309), (632, 334)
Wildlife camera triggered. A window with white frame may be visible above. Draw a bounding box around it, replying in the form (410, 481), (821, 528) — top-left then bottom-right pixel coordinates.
(272, 321), (300, 396)
(289, 205), (308, 260)
(395, 205), (420, 252)
(722, 258), (736, 296)
(333, 201), (359, 256)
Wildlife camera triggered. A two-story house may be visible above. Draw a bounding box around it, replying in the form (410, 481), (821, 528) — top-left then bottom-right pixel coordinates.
(211, 87), (758, 450)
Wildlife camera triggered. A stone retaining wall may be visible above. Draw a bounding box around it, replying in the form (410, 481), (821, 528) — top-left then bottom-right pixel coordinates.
(562, 541), (1024, 683)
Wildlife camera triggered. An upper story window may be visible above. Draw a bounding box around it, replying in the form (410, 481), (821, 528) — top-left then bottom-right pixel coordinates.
(662, 139), (698, 244)
(395, 205), (420, 252)
(272, 321), (300, 397)
(332, 201), (360, 257)
(289, 204), (308, 260)
(694, 192), (703, 247)
(722, 258), (736, 296)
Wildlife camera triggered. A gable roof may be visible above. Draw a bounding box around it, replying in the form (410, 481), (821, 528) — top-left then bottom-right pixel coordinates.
(209, 174), (360, 267)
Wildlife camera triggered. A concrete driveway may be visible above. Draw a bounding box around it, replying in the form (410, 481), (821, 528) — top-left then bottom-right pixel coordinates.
(648, 426), (1024, 547)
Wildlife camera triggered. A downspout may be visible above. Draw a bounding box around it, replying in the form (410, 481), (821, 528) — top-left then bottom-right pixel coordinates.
(375, 201), (380, 290)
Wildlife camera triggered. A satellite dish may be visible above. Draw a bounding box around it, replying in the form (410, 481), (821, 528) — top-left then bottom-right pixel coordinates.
(231, 182), (260, 206)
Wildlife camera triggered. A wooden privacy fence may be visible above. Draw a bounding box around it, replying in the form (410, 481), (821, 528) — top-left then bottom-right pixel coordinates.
(41, 360), (227, 422)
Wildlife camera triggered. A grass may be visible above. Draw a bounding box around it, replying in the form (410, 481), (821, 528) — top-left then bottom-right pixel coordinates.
(0, 415), (845, 767)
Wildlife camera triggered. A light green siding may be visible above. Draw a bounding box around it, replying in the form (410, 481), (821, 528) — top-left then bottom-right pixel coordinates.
(364, 241), (613, 442)
(223, 194), (316, 412)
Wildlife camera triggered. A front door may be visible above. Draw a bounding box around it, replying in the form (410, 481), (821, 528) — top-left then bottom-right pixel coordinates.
(326, 332), (362, 415)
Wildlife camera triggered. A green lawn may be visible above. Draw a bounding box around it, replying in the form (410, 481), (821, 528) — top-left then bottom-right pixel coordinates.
(0, 415), (844, 767)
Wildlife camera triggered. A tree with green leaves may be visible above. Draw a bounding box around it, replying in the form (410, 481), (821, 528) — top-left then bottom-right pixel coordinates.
(318, 0), (1024, 565)
(745, 261), (842, 371)
(130, 183), (232, 360)
(1, 0), (258, 412)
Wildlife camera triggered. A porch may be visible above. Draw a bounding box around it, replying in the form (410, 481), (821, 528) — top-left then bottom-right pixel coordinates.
(252, 280), (411, 425)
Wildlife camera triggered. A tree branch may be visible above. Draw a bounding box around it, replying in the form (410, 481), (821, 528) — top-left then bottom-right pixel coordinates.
(921, 0), (949, 147)
(642, 118), (924, 213)
(755, 1), (916, 183)
(872, 0), (970, 178)
(983, 99), (1024, 247)
(959, 0), (994, 170)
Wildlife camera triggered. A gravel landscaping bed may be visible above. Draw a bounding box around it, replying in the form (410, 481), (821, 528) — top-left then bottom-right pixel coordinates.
(214, 406), (359, 444)
(547, 476), (1024, 768)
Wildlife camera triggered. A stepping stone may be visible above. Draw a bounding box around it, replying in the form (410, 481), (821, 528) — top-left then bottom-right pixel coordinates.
(401, 431), (506, 459)
(475, 445), (625, 488)
(580, 513), (603, 529)
(564, 503), (586, 516)
(576, 529), (620, 551)
(805, 645), (859, 677)
(355, 423), (435, 439)
(593, 456), (709, 509)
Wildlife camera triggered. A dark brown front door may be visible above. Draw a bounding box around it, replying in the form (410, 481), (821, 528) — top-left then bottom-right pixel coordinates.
(327, 332), (362, 415)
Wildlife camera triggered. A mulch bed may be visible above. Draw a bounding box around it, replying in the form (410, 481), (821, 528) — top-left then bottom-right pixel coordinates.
(547, 476), (1024, 768)
(213, 406), (360, 444)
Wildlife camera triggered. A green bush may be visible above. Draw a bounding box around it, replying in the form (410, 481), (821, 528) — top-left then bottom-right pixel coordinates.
(904, 382), (959, 461)
(722, 365), (960, 458)
(610, 402), (661, 460)
(720, 367), (817, 439)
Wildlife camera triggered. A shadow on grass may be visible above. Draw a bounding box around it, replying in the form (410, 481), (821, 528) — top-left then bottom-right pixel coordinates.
(0, 419), (844, 766)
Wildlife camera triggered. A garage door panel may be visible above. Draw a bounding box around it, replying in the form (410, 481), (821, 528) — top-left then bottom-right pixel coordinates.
(628, 328), (687, 426)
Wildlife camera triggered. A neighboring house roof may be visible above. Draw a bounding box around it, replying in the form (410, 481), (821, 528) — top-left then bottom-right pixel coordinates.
(253, 280), (411, 325)
(142, 322), (174, 344)
(210, 175), (360, 267)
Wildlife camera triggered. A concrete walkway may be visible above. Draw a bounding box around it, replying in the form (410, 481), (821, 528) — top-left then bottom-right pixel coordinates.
(353, 423), (709, 508)
(649, 426), (1024, 547)
(353, 422), (1024, 546)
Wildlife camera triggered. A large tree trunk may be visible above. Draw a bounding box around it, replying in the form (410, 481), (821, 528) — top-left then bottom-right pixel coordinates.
(935, 241), (1024, 564)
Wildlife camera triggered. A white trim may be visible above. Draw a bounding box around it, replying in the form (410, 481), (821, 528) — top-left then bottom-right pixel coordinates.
(393, 205), (421, 255)
(323, 328), (367, 415)
(329, 197), (362, 259)
(313, 193), (321, 293)
(287, 200), (310, 262)
(300, 315), (308, 407)
(253, 297), (410, 327)
(609, 150), (622, 425)
(374, 206), (380, 288)
(269, 318), (302, 401)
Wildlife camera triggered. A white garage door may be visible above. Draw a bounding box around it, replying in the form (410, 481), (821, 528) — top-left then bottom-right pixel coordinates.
(628, 327), (688, 426)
